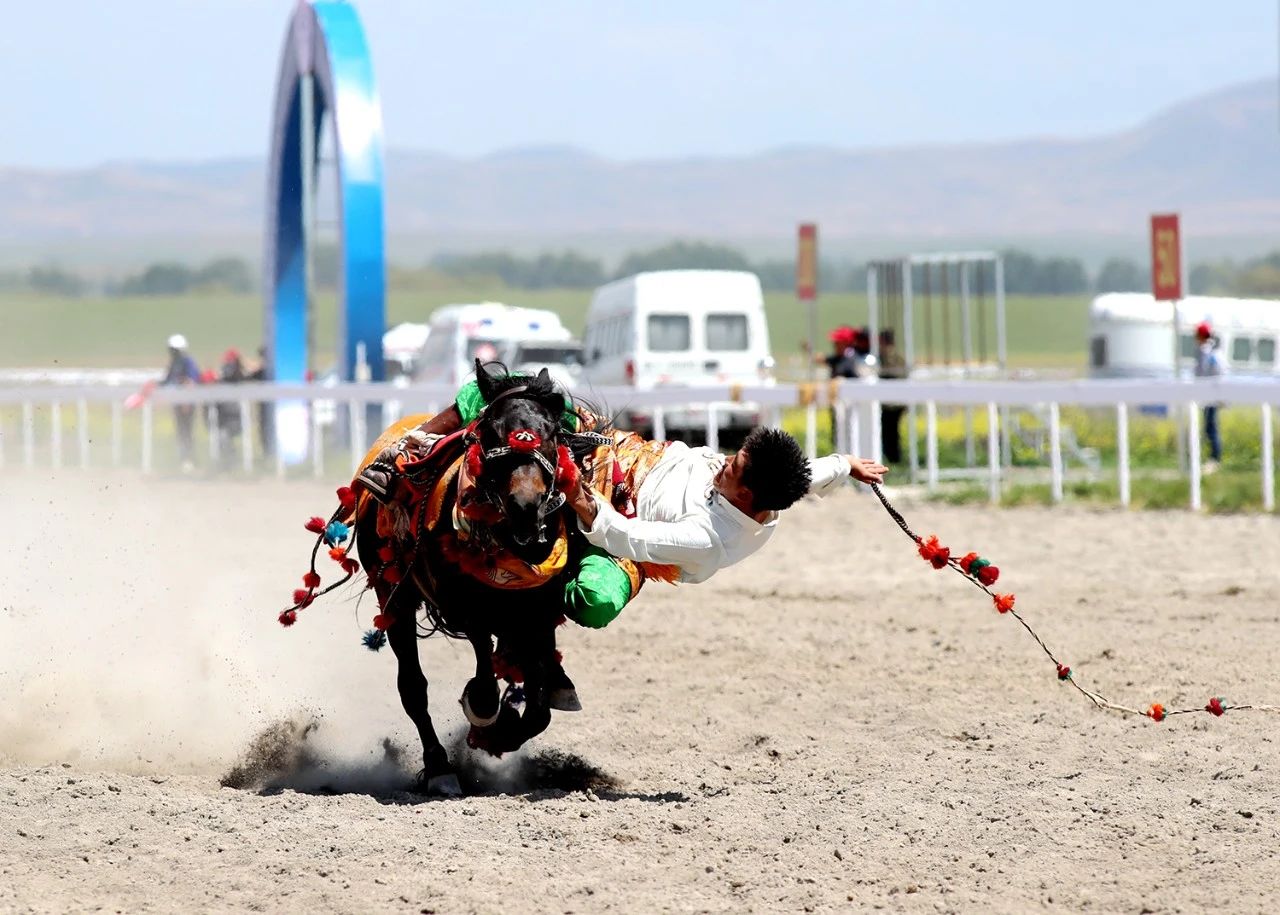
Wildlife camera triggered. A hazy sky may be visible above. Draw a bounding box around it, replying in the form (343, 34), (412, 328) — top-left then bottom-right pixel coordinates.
(1, 1), (1273, 168)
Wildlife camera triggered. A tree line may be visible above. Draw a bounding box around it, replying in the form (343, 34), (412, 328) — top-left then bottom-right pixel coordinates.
(8, 243), (1280, 298)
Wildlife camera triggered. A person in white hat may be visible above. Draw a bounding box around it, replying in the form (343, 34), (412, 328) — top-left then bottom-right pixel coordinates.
(162, 334), (202, 472)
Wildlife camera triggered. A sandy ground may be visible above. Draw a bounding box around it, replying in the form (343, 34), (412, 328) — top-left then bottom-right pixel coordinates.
(2, 471), (1279, 914)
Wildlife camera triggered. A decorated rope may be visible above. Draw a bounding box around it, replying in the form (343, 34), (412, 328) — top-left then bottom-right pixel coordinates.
(868, 483), (1280, 722)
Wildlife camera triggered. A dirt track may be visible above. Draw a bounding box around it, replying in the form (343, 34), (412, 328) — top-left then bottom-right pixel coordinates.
(3, 474), (1279, 913)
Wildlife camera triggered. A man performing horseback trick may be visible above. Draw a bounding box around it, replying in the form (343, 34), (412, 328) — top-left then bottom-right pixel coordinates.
(355, 362), (887, 709)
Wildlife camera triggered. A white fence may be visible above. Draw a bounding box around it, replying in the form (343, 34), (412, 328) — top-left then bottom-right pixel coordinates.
(0, 378), (1275, 511)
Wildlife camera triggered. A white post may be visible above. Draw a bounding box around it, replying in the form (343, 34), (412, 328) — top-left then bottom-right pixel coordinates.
(50, 401), (63, 469)
(804, 403), (817, 460)
(907, 404), (919, 484)
(1048, 402), (1063, 503)
(652, 406), (666, 442)
(705, 404), (719, 453)
(1188, 402), (1202, 511)
(240, 401), (253, 473)
(1262, 404), (1274, 512)
(994, 256), (1007, 370)
(141, 401), (153, 474)
(869, 399), (882, 464)
(925, 400), (939, 493)
(847, 405), (860, 459)
(22, 401), (34, 469)
(312, 403), (325, 479)
(867, 266), (880, 366)
(207, 405), (220, 465)
(111, 400), (123, 467)
(833, 401), (848, 454)
(348, 399), (361, 469)
(987, 401), (1000, 505)
(1116, 402), (1131, 508)
(77, 398), (89, 469)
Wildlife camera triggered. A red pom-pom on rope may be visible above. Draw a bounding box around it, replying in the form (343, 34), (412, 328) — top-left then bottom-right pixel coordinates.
(341, 557), (360, 575)
(930, 547), (951, 570)
(507, 429), (542, 452)
(917, 534), (941, 562)
(1056, 663), (1071, 681)
(278, 609), (298, 627)
(1206, 697), (1225, 717)
(377, 545), (396, 563)
(465, 442), (484, 478)
(304, 516), (326, 534)
(372, 613), (395, 631)
(302, 571), (321, 589)
(555, 444), (579, 490)
(993, 593), (1016, 614)
(291, 588), (314, 608)
(329, 546), (347, 562)
(336, 485), (356, 510)
(976, 565), (1000, 586)
(1147, 703), (1166, 722)
(382, 565), (403, 584)
(959, 552), (979, 574)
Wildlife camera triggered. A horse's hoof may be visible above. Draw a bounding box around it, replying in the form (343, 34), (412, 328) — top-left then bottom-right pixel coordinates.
(460, 678), (501, 727)
(548, 687), (582, 712)
(426, 773), (463, 797)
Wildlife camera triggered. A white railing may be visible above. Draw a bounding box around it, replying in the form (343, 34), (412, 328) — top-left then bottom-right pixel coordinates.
(0, 378), (1275, 511)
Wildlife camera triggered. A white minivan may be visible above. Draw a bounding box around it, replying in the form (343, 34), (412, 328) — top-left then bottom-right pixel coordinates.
(580, 270), (774, 437)
(413, 302), (577, 389)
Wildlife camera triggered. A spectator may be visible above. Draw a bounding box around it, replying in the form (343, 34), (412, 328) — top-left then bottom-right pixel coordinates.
(877, 329), (908, 463)
(162, 334), (201, 473)
(246, 346), (274, 460)
(215, 349), (246, 467)
(1193, 321), (1225, 473)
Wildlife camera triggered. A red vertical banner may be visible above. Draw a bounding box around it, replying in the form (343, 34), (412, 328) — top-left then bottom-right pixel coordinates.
(1150, 213), (1182, 301)
(796, 223), (818, 301)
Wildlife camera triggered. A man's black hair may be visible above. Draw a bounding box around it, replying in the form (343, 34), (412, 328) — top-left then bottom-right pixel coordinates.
(739, 427), (811, 513)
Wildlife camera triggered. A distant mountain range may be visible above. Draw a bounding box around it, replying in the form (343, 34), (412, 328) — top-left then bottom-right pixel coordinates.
(2, 79), (1277, 263)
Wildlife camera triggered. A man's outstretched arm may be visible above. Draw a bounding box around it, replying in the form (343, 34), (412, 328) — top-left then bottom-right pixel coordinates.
(808, 454), (888, 496)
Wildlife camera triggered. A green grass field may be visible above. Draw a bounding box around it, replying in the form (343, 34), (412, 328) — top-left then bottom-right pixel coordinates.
(1, 284), (1091, 373)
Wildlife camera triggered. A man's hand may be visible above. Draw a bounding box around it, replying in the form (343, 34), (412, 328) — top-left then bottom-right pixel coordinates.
(565, 475), (600, 528)
(845, 455), (888, 485)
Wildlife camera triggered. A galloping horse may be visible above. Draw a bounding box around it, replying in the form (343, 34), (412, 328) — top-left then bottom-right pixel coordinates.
(352, 365), (593, 795)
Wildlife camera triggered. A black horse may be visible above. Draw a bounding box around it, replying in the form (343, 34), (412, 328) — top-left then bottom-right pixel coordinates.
(355, 365), (593, 795)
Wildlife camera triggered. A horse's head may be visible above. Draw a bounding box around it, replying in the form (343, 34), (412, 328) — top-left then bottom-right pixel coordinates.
(467, 361), (573, 549)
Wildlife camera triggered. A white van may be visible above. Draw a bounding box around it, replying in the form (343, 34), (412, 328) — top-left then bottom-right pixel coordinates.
(413, 302), (576, 388)
(1088, 293), (1280, 379)
(580, 270), (774, 436)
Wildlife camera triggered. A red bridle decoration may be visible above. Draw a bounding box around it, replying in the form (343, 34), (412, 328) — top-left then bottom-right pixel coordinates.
(508, 429), (542, 452)
(555, 444), (578, 490)
(465, 442), (484, 478)
(867, 482), (1280, 723)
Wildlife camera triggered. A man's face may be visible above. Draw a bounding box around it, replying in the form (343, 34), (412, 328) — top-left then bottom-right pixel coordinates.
(714, 449), (753, 512)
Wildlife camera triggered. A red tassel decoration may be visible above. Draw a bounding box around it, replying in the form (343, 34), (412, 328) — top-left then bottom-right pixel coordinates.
(329, 546), (347, 561)
(377, 545), (396, 563)
(291, 588), (314, 608)
(341, 557), (360, 575)
(993, 593), (1016, 614)
(1056, 663), (1071, 681)
(382, 565), (403, 584)
(466, 442), (484, 478)
(336, 485), (356, 510)
(1147, 703), (1165, 722)
(976, 565), (1000, 586)
(302, 571), (321, 589)
(278, 610), (297, 627)
(1206, 697), (1225, 717)
(555, 445), (579, 490)
(372, 613), (395, 631)
(304, 516), (326, 534)
(959, 552), (979, 574)
(930, 547), (951, 570)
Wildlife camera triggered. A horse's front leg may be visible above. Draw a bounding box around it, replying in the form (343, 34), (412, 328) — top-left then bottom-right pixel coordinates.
(386, 613), (461, 797)
(460, 631), (500, 727)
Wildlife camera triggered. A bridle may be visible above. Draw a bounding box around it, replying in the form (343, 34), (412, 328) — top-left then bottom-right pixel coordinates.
(461, 385), (579, 540)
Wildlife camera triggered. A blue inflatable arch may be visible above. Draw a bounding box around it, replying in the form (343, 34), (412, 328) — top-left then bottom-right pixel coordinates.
(264, 0), (385, 387)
